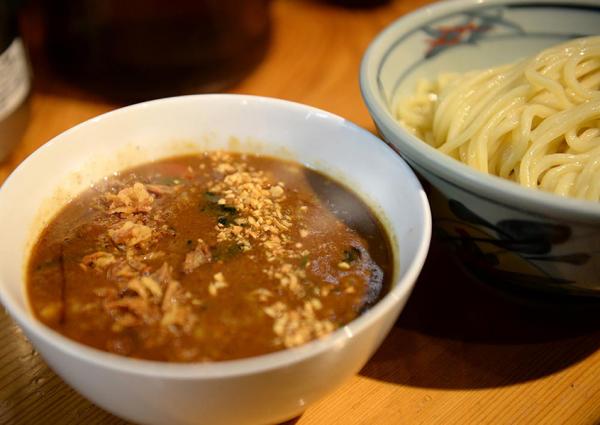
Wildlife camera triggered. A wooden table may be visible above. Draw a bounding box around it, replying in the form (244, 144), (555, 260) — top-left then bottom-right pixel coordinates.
(1, 1), (599, 423)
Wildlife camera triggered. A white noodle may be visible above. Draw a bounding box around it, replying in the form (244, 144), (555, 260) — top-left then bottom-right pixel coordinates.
(396, 36), (600, 201)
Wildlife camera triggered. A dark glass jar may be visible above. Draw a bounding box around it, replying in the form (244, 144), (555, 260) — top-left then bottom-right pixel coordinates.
(40, 0), (271, 102)
(0, 0), (31, 161)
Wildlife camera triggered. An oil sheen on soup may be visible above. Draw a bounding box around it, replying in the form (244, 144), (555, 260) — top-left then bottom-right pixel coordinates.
(27, 152), (393, 362)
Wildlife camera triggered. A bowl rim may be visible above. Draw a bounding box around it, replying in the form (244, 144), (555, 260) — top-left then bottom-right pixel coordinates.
(359, 0), (600, 224)
(0, 93), (432, 379)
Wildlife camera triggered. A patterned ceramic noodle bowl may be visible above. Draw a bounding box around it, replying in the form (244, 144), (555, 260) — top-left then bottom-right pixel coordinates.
(360, 0), (600, 301)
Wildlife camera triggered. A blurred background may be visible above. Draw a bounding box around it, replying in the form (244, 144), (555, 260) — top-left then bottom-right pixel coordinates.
(0, 0), (393, 163)
(26, 0), (272, 100)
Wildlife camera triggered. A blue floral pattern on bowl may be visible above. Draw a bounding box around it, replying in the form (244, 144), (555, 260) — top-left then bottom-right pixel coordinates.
(405, 154), (600, 297)
(435, 198), (597, 296)
(422, 7), (521, 59)
(374, 2), (600, 110)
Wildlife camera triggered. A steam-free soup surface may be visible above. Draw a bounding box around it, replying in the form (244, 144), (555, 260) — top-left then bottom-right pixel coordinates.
(27, 152), (393, 362)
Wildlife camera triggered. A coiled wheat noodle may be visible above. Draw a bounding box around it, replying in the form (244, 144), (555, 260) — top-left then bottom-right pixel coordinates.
(396, 36), (600, 201)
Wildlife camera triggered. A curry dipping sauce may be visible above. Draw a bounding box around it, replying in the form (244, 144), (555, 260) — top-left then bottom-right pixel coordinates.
(27, 152), (394, 362)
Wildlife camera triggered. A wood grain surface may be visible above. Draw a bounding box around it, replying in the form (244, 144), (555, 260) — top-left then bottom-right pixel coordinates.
(1, 0), (599, 424)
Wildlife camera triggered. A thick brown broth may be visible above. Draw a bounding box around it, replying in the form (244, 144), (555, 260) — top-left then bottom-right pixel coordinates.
(27, 152), (393, 362)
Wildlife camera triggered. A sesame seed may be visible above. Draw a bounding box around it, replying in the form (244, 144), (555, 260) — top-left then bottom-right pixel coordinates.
(270, 186), (284, 198)
(337, 261), (351, 270)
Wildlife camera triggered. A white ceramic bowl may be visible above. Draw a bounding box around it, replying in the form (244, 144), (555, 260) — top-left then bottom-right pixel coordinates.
(361, 0), (600, 299)
(0, 95), (431, 425)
